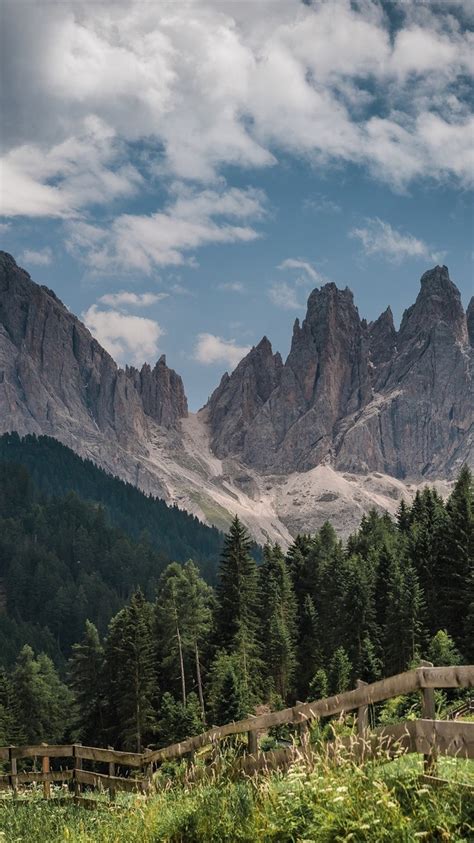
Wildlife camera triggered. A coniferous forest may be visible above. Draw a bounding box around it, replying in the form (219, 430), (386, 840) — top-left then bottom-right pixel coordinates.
(0, 435), (471, 754)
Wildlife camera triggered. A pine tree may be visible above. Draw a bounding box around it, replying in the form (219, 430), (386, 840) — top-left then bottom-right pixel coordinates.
(0, 669), (24, 745)
(295, 595), (323, 700)
(69, 620), (106, 745)
(214, 663), (245, 726)
(437, 467), (473, 648)
(384, 559), (425, 675)
(259, 545), (297, 701)
(427, 630), (461, 666)
(215, 517), (260, 698)
(12, 645), (72, 743)
(308, 668), (328, 702)
(105, 591), (156, 751)
(328, 647), (352, 695)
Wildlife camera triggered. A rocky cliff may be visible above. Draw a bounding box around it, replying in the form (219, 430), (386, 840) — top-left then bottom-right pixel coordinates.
(207, 266), (472, 480)
(0, 251), (471, 541)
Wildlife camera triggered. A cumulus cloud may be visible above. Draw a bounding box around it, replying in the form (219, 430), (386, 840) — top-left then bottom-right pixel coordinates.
(270, 257), (331, 309)
(217, 282), (246, 293)
(20, 247), (53, 266)
(66, 185), (265, 273)
(0, 0), (472, 232)
(193, 333), (251, 370)
(277, 258), (326, 284)
(83, 304), (163, 365)
(98, 291), (168, 308)
(303, 195), (341, 214)
(350, 218), (445, 263)
(268, 281), (303, 311)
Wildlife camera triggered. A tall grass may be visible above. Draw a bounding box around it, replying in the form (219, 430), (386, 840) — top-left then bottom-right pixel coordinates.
(0, 750), (472, 842)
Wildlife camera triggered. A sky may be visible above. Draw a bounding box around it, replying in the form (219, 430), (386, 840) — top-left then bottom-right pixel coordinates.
(0, 0), (473, 410)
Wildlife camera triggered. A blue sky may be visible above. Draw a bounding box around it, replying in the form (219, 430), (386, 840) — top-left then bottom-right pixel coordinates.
(1, 0), (473, 410)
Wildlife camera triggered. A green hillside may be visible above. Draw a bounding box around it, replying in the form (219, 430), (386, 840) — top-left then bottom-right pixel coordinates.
(0, 433), (223, 581)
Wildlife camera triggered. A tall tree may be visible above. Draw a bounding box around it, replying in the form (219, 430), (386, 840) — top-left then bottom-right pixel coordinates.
(259, 545), (297, 701)
(215, 517), (260, 700)
(69, 620), (106, 745)
(104, 591), (156, 751)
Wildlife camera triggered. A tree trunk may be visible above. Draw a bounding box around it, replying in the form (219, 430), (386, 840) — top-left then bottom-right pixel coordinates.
(176, 614), (187, 707)
(195, 641), (206, 722)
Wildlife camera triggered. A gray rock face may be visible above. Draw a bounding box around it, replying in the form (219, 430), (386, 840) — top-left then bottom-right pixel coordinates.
(126, 357), (188, 427)
(467, 297), (474, 347)
(0, 252), (471, 541)
(0, 252), (187, 451)
(207, 266), (473, 479)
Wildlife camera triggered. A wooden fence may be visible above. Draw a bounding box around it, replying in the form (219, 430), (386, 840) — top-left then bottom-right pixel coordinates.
(0, 663), (472, 803)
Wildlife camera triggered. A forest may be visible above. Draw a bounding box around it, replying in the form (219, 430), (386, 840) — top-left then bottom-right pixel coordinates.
(0, 438), (471, 754)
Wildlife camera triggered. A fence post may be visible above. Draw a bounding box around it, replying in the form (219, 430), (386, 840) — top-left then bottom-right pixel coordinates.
(73, 743), (82, 799)
(9, 747), (17, 798)
(108, 746), (116, 802)
(356, 680), (369, 762)
(419, 659), (437, 775)
(41, 743), (50, 799)
(143, 748), (153, 793)
(247, 728), (258, 755)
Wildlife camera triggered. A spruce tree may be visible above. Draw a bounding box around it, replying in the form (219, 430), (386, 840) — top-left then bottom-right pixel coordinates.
(69, 620), (106, 745)
(104, 590), (156, 751)
(215, 517), (260, 699)
(437, 467), (473, 648)
(328, 647), (352, 695)
(259, 545), (297, 701)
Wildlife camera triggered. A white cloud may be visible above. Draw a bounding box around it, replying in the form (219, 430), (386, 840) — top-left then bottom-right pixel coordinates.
(217, 282), (246, 293)
(1, 116), (142, 218)
(268, 281), (303, 311)
(350, 218), (444, 264)
(271, 258), (331, 308)
(82, 304), (163, 365)
(193, 333), (251, 370)
(20, 247), (53, 266)
(303, 195), (341, 214)
(66, 185), (265, 273)
(98, 291), (168, 308)
(277, 258), (325, 284)
(0, 0), (472, 231)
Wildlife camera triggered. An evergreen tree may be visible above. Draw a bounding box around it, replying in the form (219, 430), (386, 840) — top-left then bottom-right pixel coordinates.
(104, 591), (156, 751)
(307, 668), (328, 702)
(328, 647), (352, 695)
(215, 517), (260, 698)
(0, 669), (24, 745)
(437, 467), (473, 648)
(384, 559), (425, 675)
(259, 545), (297, 701)
(214, 663), (245, 726)
(69, 620), (106, 745)
(427, 630), (461, 666)
(295, 595), (323, 700)
(157, 691), (204, 746)
(12, 645), (71, 743)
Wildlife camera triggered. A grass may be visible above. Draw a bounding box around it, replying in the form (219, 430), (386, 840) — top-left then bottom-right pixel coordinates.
(0, 751), (472, 842)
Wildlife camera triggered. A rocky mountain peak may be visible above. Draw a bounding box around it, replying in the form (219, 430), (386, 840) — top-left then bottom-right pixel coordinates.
(207, 335), (283, 458)
(399, 265), (467, 345)
(126, 356), (188, 427)
(369, 306), (397, 385)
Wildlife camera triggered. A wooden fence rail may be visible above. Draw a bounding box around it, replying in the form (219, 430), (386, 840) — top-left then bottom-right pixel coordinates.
(0, 664), (472, 803)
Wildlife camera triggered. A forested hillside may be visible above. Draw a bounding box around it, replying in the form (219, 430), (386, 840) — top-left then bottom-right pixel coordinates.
(0, 433), (223, 580)
(0, 465), (471, 753)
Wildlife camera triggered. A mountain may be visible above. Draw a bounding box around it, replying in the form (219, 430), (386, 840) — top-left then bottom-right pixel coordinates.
(0, 251), (471, 542)
(208, 266), (472, 479)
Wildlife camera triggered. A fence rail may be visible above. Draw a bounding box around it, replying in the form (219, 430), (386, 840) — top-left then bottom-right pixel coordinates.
(0, 664), (472, 803)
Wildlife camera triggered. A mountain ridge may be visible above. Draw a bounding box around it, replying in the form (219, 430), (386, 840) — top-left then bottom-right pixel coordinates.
(0, 250), (471, 542)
